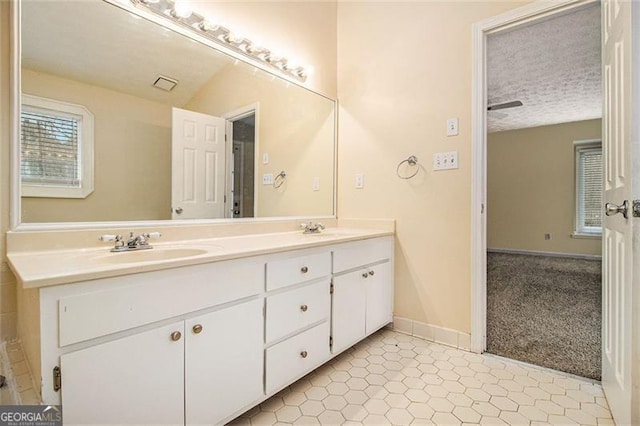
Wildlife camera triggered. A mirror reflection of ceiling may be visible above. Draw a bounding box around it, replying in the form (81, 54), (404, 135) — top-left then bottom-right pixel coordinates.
(487, 4), (601, 133)
(21, 1), (227, 106)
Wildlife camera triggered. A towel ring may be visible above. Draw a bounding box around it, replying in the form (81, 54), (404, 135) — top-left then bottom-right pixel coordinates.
(274, 171), (287, 188)
(396, 155), (419, 179)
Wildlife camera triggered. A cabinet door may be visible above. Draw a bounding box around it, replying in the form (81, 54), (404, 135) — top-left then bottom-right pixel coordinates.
(365, 262), (393, 333)
(331, 270), (366, 354)
(185, 298), (263, 425)
(61, 322), (185, 425)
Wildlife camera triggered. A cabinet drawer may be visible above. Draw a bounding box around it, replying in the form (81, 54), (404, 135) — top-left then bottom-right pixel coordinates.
(265, 322), (330, 394)
(59, 258), (263, 347)
(333, 237), (393, 273)
(266, 252), (331, 291)
(266, 281), (330, 343)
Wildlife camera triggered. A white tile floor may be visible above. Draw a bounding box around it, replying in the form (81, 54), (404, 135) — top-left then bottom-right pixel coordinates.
(230, 329), (613, 425)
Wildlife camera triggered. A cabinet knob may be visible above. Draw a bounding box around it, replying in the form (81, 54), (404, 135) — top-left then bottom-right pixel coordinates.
(192, 324), (203, 334)
(368, 270), (375, 276)
(300, 350), (308, 359)
(301, 266), (309, 273)
(300, 304), (308, 312)
(170, 331), (182, 342)
(362, 272), (369, 278)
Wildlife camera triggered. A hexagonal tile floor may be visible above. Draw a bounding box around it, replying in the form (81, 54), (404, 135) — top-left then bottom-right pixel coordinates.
(229, 329), (612, 425)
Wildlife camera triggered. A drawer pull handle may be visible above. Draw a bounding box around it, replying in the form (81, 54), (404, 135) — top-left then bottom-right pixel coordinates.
(362, 272), (369, 278)
(368, 270), (375, 276)
(300, 304), (308, 312)
(192, 324), (203, 334)
(301, 266), (309, 273)
(300, 350), (308, 358)
(170, 331), (182, 342)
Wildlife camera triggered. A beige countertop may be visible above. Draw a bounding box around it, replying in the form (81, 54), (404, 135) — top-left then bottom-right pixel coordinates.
(7, 226), (393, 289)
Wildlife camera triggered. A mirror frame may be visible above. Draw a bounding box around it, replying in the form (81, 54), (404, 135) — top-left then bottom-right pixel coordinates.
(9, 0), (337, 231)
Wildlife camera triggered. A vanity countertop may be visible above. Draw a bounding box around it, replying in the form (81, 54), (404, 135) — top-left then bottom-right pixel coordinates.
(7, 227), (393, 289)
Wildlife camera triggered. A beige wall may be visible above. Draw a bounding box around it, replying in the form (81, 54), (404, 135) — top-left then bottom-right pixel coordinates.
(185, 64), (335, 218)
(0, 1), (18, 340)
(337, 1), (531, 334)
(487, 120), (602, 256)
(21, 69), (172, 223)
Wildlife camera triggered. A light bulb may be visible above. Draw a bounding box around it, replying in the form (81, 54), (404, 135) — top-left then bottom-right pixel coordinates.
(172, 1), (192, 19)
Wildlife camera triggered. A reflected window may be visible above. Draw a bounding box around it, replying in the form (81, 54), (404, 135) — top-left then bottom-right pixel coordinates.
(21, 95), (94, 198)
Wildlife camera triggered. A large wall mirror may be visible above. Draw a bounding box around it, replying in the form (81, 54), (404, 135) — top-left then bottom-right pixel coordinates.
(15, 0), (336, 226)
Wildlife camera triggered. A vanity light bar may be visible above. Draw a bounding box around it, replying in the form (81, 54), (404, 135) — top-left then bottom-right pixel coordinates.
(132, 0), (308, 82)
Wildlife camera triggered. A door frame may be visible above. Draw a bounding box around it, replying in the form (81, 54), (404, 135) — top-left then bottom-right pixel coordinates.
(470, 0), (598, 354)
(222, 103), (260, 219)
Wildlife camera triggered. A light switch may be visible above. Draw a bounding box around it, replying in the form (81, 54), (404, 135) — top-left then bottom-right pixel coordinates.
(433, 151), (459, 171)
(447, 118), (459, 136)
(262, 173), (274, 185)
(313, 177), (320, 191)
(355, 173), (364, 189)
(262, 153), (269, 164)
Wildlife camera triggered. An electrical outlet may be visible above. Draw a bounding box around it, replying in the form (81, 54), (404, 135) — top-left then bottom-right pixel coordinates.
(433, 151), (459, 171)
(355, 173), (364, 189)
(313, 177), (320, 191)
(262, 173), (273, 185)
(447, 118), (459, 136)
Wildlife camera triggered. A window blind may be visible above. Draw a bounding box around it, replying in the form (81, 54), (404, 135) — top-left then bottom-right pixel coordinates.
(577, 147), (602, 231)
(21, 109), (80, 187)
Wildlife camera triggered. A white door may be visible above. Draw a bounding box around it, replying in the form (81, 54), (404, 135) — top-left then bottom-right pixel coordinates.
(601, 0), (636, 423)
(172, 107), (227, 219)
(61, 322), (185, 425)
(185, 299), (263, 425)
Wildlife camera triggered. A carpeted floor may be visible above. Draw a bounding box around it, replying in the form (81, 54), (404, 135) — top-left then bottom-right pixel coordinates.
(486, 252), (602, 380)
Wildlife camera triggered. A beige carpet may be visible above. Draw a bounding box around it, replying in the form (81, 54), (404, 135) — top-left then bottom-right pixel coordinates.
(486, 252), (601, 380)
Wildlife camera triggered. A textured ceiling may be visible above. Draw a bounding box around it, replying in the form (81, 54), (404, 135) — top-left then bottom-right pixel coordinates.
(21, 1), (228, 106)
(487, 4), (601, 133)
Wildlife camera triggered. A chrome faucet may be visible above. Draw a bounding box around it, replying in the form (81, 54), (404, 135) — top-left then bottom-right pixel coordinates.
(301, 222), (325, 234)
(99, 232), (162, 252)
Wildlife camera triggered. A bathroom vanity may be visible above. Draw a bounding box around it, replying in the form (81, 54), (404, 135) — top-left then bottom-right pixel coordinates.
(7, 225), (394, 425)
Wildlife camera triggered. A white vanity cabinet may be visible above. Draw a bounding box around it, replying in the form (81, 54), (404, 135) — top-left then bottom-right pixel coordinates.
(20, 234), (394, 425)
(331, 237), (394, 354)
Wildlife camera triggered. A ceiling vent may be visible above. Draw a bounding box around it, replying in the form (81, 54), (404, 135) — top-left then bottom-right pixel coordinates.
(153, 75), (178, 92)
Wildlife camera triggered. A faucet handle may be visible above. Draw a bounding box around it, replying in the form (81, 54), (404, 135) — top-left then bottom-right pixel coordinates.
(317, 223), (325, 230)
(143, 232), (162, 239)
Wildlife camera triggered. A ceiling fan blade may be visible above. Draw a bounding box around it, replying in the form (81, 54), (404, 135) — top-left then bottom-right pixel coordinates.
(487, 100), (523, 111)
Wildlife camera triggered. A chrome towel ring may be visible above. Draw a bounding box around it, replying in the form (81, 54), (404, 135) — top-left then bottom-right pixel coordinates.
(274, 171), (287, 188)
(396, 155), (420, 179)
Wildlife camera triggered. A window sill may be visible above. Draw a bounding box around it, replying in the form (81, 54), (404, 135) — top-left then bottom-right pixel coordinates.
(571, 232), (601, 240)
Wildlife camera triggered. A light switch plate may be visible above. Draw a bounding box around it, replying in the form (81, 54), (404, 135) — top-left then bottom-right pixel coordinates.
(447, 118), (459, 136)
(262, 153), (269, 164)
(355, 173), (364, 189)
(313, 177), (320, 191)
(433, 151), (459, 170)
(262, 173), (274, 185)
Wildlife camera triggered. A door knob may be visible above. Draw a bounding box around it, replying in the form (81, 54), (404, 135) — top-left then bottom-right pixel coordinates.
(605, 200), (629, 219)
(175, 207), (183, 215)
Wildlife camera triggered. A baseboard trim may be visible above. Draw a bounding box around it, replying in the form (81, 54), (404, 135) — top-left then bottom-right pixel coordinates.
(487, 247), (601, 261)
(392, 316), (471, 351)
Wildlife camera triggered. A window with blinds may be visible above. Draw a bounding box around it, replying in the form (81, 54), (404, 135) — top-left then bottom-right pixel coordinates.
(21, 108), (81, 187)
(21, 95), (94, 199)
(575, 141), (602, 235)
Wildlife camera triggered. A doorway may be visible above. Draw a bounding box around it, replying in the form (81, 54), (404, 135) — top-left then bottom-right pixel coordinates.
(472, 0), (639, 423)
(230, 114), (256, 218)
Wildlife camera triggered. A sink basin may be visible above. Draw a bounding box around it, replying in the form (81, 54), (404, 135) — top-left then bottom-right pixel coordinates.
(92, 248), (211, 264)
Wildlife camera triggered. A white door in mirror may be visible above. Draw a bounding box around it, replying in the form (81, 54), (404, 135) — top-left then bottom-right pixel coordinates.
(171, 108), (227, 220)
